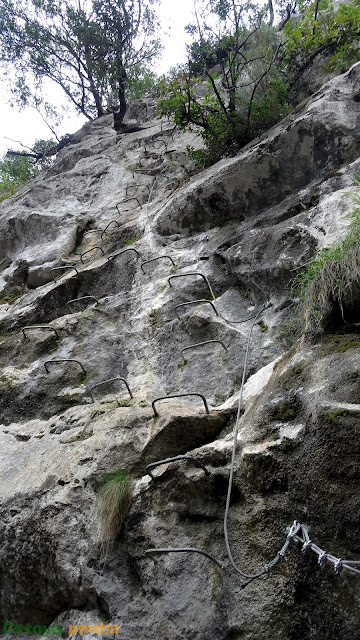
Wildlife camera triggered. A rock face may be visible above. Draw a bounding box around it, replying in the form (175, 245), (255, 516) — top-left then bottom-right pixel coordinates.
(0, 68), (360, 640)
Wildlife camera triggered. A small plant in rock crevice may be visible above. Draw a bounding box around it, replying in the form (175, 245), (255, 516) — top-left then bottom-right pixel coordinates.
(288, 183), (360, 338)
(97, 470), (133, 555)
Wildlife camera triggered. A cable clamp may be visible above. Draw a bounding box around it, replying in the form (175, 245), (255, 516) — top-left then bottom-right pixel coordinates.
(264, 564), (272, 577)
(318, 551), (327, 566)
(334, 558), (343, 575)
(301, 540), (312, 553)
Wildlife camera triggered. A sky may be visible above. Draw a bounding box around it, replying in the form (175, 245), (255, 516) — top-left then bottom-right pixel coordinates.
(0, 0), (196, 157)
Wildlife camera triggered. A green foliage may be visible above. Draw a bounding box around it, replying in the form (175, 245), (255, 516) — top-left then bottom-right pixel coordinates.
(324, 408), (360, 423)
(75, 371), (88, 387)
(158, 14), (290, 166)
(0, 139), (55, 201)
(117, 398), (132, 407)
(292, 183), (360, 335)
(284, 0), (360, 78)
(124, 234), (142, 246)
(126, 64), (158, 101)
(0, 289), (23, 304)
(258, 320), (269, 332)
(177, 359), (188, 370)
(98, 470), (132, 548)
(0, 0), (161, 122)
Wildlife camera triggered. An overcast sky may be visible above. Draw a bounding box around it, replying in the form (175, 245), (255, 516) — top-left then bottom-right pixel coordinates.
(0, 0), (195, 157)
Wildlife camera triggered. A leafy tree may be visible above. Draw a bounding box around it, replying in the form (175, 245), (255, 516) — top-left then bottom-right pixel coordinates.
(158, 0), (289, 166)
(0, 0), (161, 128)
(0, 139), (55, 201)
(283, 0), (360, 86)
(158, 0), (360, 167)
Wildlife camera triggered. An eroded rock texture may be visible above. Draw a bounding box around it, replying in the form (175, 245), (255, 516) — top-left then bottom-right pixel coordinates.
(0, 66), (360, 640)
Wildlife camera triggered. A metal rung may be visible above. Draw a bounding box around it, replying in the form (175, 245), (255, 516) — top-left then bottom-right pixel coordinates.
(152, 393), (210, 417)
(50, 265), (79, 283)
(66, 296), (99, 312)
(126, 184), (150, 198)
(141, 255), (175, 273)
(146, 455), (209, 481)
(168, 273), (215, 300)
(160, 119), (174, 131)
(116, 197), (141, 213)
(80, 246), (105, 263)
(101, 221), (120, 239)
(22, 326), (59, 339)
(181, 340), (227, 358)
(44, 359), (86, 374)
(107, 247), (140, 261)
(148, 139), (167, 150)
(175, 300), (219, 319)
(145, 547), (222, 568)
(90, 377), (133, 403)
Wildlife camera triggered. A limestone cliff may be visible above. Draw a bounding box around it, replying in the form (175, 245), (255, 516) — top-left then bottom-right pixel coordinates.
(0, 63), (360, 640)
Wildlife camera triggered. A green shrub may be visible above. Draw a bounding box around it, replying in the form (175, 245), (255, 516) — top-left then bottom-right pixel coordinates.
(284, 0), (360, 79)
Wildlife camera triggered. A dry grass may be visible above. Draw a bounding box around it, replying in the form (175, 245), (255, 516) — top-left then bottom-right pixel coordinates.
(98, 470), (133, 555)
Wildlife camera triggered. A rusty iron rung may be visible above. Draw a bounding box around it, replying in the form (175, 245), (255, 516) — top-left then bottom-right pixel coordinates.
(50, 265), (79, 283)
(149, 138), (167, 150)
(175, 300), (219, 319)
(44, 359), (86, 374)
(80, 246), (105, 263)
(66, 296), (99, 312)
(101, 220), (120, 239)
(89, 377), (133, 403)
(181, 340), (228, 358)
(141, 255), (175, 274)
(116, 197), (141, 213)
(145, 547), (222, 568)
(107, 247), (140, 261)
(146, 455), (209, 481)
(152, 393), (210, 417)
(126, 184), (151, 198)
(22, 326), (59, 339)
(168, 273), (215, 301)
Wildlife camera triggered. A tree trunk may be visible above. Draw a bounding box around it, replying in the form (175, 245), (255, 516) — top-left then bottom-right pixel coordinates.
(113, 62), (127, 131)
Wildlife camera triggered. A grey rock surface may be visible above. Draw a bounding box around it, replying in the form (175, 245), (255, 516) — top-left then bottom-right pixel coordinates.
(0, 68), (360, 640)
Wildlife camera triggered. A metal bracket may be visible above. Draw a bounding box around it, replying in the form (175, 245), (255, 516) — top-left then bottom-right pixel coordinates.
(181, 340), (227, 359)
(66, 296), (99, 312)
(145, 547), (222, 568)
(168, 273), (215, 300)
(101, 221), (120, 239)
(44, 359), (86, 374)
(50, 265), (79, 283)
(116, 197), (141, 213)
(107, 247), (140, 261)
(22, 326), (59, 339)
(80, 246), (105, 263)
(175, 300), (219, 320)
(152, 393), (210, 417)
(141, 255), (175, 274)
(126, 184), (150, 198)
(89, 377), (133, 403)
(146, 455), (209, 481)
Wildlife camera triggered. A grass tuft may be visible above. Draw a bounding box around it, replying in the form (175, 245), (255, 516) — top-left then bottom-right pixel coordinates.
(292, 185), (360, 336)
(98, 470), (133, 553)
